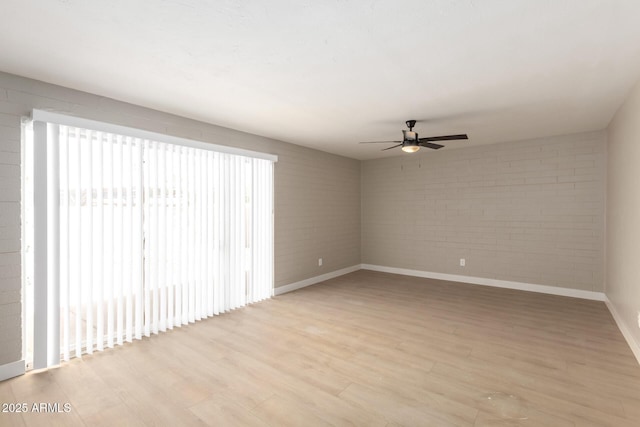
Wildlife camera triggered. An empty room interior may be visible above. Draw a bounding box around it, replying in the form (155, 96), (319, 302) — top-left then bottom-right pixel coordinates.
(2, 1), (640, 426)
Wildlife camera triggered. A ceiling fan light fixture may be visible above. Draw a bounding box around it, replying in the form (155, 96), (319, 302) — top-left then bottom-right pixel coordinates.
(402, 143), (420, 153)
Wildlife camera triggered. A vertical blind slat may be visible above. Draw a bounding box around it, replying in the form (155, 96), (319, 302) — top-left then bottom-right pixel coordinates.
(207, 152), (214, 317)
(143, 140), (151, 337)
(152, 141), (159, 334)
(74, 128), (82, 358)
(194, 150), (202, 321)
(173, 145), (179, 329)
(116, 135), (124, 346)
(159, 143), (167, 332)
(60, 126), (70, 361)
(126, 136), (134, 343)
(135, 138), (144, 340)
(85, 130), (94, 355)
(96, 132), (104, 351)
(166, 144), (174, 330)
(106, 133), (115, 348)
(214, 153), (221, 316)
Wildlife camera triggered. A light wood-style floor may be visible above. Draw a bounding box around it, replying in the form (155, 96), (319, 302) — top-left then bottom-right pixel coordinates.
(2, 270), (640, 426)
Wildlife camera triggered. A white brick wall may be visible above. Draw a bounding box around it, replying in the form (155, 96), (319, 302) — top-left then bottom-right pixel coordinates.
(362, 131), (606, 291)
(276, 155), (360, 285)
(0, 71), (361, 366)
(0, 83), (23, 364)
(606, 77), (640, 360)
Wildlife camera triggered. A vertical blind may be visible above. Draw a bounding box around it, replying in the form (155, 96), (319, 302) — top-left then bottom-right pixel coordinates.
(34, 122), (274, 364)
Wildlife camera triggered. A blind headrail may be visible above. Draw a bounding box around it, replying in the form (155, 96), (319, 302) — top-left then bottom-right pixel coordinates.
(31, 109), (278, 163)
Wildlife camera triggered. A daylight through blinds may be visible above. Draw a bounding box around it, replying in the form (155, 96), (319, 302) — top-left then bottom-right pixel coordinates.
(39, 123), (273, 362)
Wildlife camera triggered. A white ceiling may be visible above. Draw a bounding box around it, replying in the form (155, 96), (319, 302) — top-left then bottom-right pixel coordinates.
(2, 1), (640, 160)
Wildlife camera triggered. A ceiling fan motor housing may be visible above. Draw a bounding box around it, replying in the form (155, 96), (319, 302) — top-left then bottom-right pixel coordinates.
(403, 130), (418, 141)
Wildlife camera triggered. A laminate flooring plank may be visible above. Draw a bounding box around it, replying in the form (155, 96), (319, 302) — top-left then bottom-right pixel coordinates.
(188, 394), (271, 427)
(338, 381), (474, 427)
(0, 379), (27, 427)
(432, 360), (634, 427)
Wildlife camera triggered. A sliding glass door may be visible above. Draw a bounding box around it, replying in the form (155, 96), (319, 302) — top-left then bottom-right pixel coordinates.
(24, 114), (275, 368)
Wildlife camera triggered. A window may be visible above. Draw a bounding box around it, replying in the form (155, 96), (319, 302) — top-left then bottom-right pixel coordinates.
(23, 111), (276, 368)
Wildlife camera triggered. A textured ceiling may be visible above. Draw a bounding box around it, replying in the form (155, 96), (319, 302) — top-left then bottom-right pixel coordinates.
(2, 0), (640, 159)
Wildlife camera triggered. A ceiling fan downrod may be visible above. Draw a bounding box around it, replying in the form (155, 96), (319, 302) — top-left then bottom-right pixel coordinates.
(405, 120), (417, 131)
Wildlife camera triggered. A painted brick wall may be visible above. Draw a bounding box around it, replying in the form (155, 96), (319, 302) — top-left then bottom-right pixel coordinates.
(606, 77), (640, 356)
(362, 131), (606, 291)
(0, 83), (22, 366)
(0, 71), (361, 367)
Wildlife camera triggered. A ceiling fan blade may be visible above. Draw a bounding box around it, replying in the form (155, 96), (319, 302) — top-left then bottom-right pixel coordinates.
(359, 140), (402, 144)
(418, 134), (468, 142)
(382, 144), (403, 151)
(419, 142), (444, 150)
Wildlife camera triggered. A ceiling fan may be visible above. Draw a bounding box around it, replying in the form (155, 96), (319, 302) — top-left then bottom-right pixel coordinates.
(360, 120), (468, 153)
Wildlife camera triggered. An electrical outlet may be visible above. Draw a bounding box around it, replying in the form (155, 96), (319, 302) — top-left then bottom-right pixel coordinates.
(318, 258), (323, 266)
(637, 311), (640, 329)
(460, 258), (465, 267)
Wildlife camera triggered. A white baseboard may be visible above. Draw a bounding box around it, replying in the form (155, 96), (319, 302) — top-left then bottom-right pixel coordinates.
(0, 359), (25, 382)
(274, 265), (361, 295)
(361, 264), (606, 301)
(604, 298), (640, 365)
